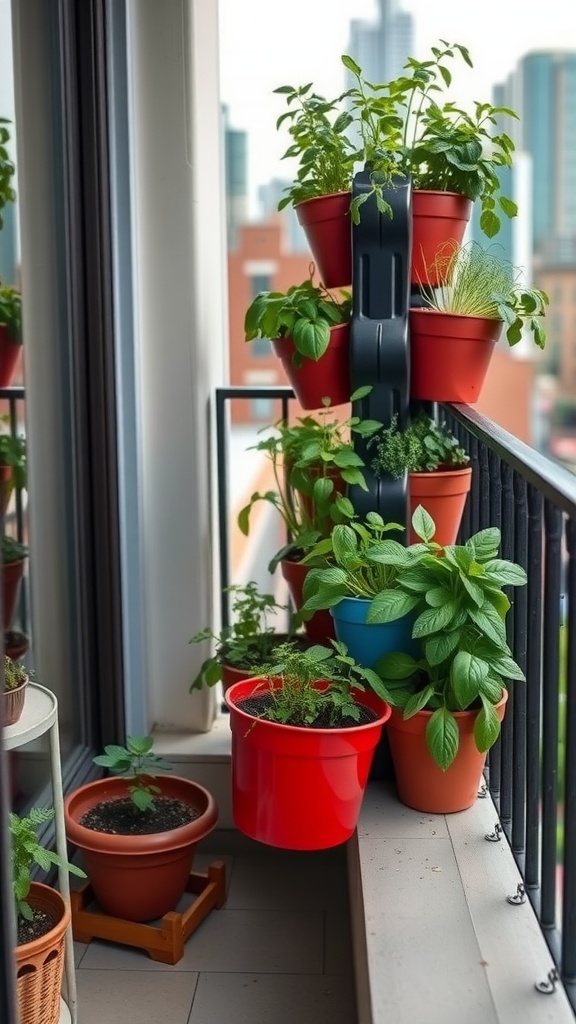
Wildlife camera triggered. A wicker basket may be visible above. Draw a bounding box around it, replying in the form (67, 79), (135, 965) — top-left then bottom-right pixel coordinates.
(3, 676), (28, 727)
(15, 883), (70, 1024)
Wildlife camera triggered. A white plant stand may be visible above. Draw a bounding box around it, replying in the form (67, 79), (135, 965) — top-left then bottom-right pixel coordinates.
(4, 682), (77, 1024)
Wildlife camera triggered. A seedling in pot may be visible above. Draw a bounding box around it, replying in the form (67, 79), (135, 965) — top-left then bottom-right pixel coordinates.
(94, 736), (173, 812)
(10, 807), (85, 923)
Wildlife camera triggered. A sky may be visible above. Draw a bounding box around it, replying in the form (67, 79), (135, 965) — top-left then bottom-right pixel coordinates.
(218, 0), (576, 214)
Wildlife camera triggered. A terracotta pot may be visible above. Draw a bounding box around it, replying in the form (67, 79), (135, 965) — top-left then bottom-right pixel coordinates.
(0, 464), (13, 517)
(280, 557), (336, 644)
(0, 324), (22, 388)
(220, 634), (303, 695)
(410, 309), (503, 404)
(3, 557), (26, 631)
(411, 190), (473, 287)
(386, 693), (508, 813)
(225, 677), (391, 849)
(3, 674), (28, 727)
(295, 192), (351, 288)
(15, 882), (70, 1024)
(64, 775), (218, 922)
(272, 322), (350, 410)
(409, 467), (472, 546)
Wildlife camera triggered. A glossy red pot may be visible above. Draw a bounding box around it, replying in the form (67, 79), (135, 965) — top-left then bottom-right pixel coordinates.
(280, 557), (335, 644)
(410, 309), (503, 403)
(225, 677), (391, 849)
(411, 191), (473, 287)
(0, 324), (22, 387)
(409, 467), (472, 546)
(272, 322), (350, 411)
(295, 192), (351, 288)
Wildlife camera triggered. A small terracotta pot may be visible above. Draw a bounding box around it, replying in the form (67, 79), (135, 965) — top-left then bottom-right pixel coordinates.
(386, 693), (508, 813)
(280, 557), (336, 644)
(3, 557), (26, 631)
(15, 882), (70, 1024)
(3, 674), (28, 727)
(409, 467), (472, 546)
(410, 309), (503, 404)
(272, 322), (350, 411)
(64, 775), (218, 922)
(411, 191), (473, 287)
(295, 192), (352, 288)
(0, 324), (22, 388)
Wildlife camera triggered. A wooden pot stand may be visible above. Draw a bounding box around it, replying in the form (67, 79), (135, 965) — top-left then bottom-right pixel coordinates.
(70, 860), (226, 965)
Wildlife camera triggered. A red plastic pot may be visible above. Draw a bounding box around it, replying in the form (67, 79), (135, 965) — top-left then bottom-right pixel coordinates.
(64, 775), (218, 921)
(225, 677), (391, 849)
(411, 191), (473, 287)
(295, 192), (351, 288)
(280, 557), (335, 644)
(409, 467), (472, 546)
(386, 693), (508, 813)
(3, 557), (26, 631)
(0, 324), (22, 388)
(272, 322), (350, 410)
(410, 309), (503, 404)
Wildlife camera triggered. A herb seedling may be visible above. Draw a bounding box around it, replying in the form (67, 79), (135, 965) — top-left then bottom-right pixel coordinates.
(10, 807), (85, 921)
(93, 736), (173, 812)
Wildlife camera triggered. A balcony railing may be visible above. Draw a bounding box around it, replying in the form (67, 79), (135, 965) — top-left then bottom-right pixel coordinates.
(216, 385), (576, 1010)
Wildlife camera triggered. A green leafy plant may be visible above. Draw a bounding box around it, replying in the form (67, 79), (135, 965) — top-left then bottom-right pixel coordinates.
(247, 639), (390, 727)
(10, 807), (85, 921)
(244, 275), (351, 365)
(189, 581), (292, 690)
(237, 390), (379, 570)
(369, 413), (468, 480)
(420, 241), (549, 348)
(373, 505), (526, 770)
(0, 418), (26, 492)
(0, 283), (22, 343)
(0, 118), (16, 229)
(4, 653), (27, 692)
(273, 83), (356, 210)
(2, 534), (28, 564)
(93, 736), (173, 813)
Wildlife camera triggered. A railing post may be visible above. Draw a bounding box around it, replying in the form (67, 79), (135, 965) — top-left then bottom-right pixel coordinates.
(541, 500), (562, 931)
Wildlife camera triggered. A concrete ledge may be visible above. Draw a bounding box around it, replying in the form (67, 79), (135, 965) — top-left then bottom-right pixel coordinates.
(349, 783), (574, 1024)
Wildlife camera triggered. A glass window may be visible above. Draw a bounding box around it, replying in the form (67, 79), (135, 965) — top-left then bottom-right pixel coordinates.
(250, 273), (271, 297)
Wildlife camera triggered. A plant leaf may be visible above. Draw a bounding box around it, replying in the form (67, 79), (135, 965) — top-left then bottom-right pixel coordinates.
(426, 707), (460, 770)
(473, 695), (502, 753)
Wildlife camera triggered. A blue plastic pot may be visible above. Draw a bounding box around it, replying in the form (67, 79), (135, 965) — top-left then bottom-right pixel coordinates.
(331, 596), (419, 669)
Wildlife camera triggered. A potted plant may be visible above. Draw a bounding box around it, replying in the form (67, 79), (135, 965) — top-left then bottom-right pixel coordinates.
(11, 806), (85, 1024)
(0, 283), (22, 388)
(0, 418), (26, 517)
(237, 391), (379, 641)
(410, 241), (549, 403)
(244, 276), (351, 409)
(189, 581), (303, 694)
(2, 534), (28, 632)
(368, 412), (471, 545)
(300, 511), (427, 667)
(64, 736), (218, 922)
(372, 506), (526, 813)
(274, 83), (357, 288)
(3, 653), (28, 727)
(224, 640), (391, 850)
(0, 117), (16, 229)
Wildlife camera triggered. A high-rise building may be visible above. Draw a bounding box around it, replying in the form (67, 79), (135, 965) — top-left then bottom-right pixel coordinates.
(345, 0), (414, 86)
(495, 51), (576, 255)
(222, 104), (248, 247)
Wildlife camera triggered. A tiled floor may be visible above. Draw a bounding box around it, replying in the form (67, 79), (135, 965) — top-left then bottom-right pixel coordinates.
(73, 831), (357, 1024)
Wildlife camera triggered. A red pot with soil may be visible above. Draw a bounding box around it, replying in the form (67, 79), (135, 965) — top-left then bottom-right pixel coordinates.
(0, 323), (23, 388)
(15, 882), (70, 1024)
(295, 192), (351, 289)
(409, 309), (503, 404)
(411, 191), (473, 287)
(280, 556), (336, 644)
(272, 322), (350, 411)
(409, 467), (472, 546)
(64, 775), (218, 922)
(225, 677), (391, 849)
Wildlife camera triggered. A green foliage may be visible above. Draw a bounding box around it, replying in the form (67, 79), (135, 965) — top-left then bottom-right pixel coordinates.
(10, 807), (85, 922)
(244, 277), (351, 363)
(0, 283), (22, 343)
(421, 241), (549, 349)
(0, 417), (26, 492)
(249, 639), (390, 727)
(237, 390), (377, 570)
(93, 736), (173, 813)
(375, 506), (527, 770)
(369, 413), (468, 480)
(273, 82), (357, 209)
(2, 534), (28, 564)
(4, 653), (27, 692)
(0, 118), (16, 230)
(189, 582), (291, 690)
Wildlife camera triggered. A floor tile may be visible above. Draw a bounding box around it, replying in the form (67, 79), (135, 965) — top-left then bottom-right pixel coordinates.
(188, 972), (356, 1024)
(79, 908), (325, 974)
(76, 969), (198, 1024)
(324, 909), (354, 975)
(74, 940), (88, 967)
(225, 852), (348, 911)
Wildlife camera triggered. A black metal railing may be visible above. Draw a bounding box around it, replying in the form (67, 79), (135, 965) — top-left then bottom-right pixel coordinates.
(0, 386), (29, 634)
(216, 385), (576, 1009)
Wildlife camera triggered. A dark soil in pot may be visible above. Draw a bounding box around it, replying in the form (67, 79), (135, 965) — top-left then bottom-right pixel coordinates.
(79, 796), (200, 836)
(17, 907), (57, 946)
(237, 692), (379, 729)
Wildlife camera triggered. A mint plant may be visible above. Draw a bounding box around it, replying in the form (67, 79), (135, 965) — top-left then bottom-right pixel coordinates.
(93, 737), (173, 812)
(4, 654), (27, 692)
(0, 118), (16, 230)
(244, 277), (351, 364)
(0, 284), (22, 343)
(10, 807), (85, 921)
(369, 413), (469, 479)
